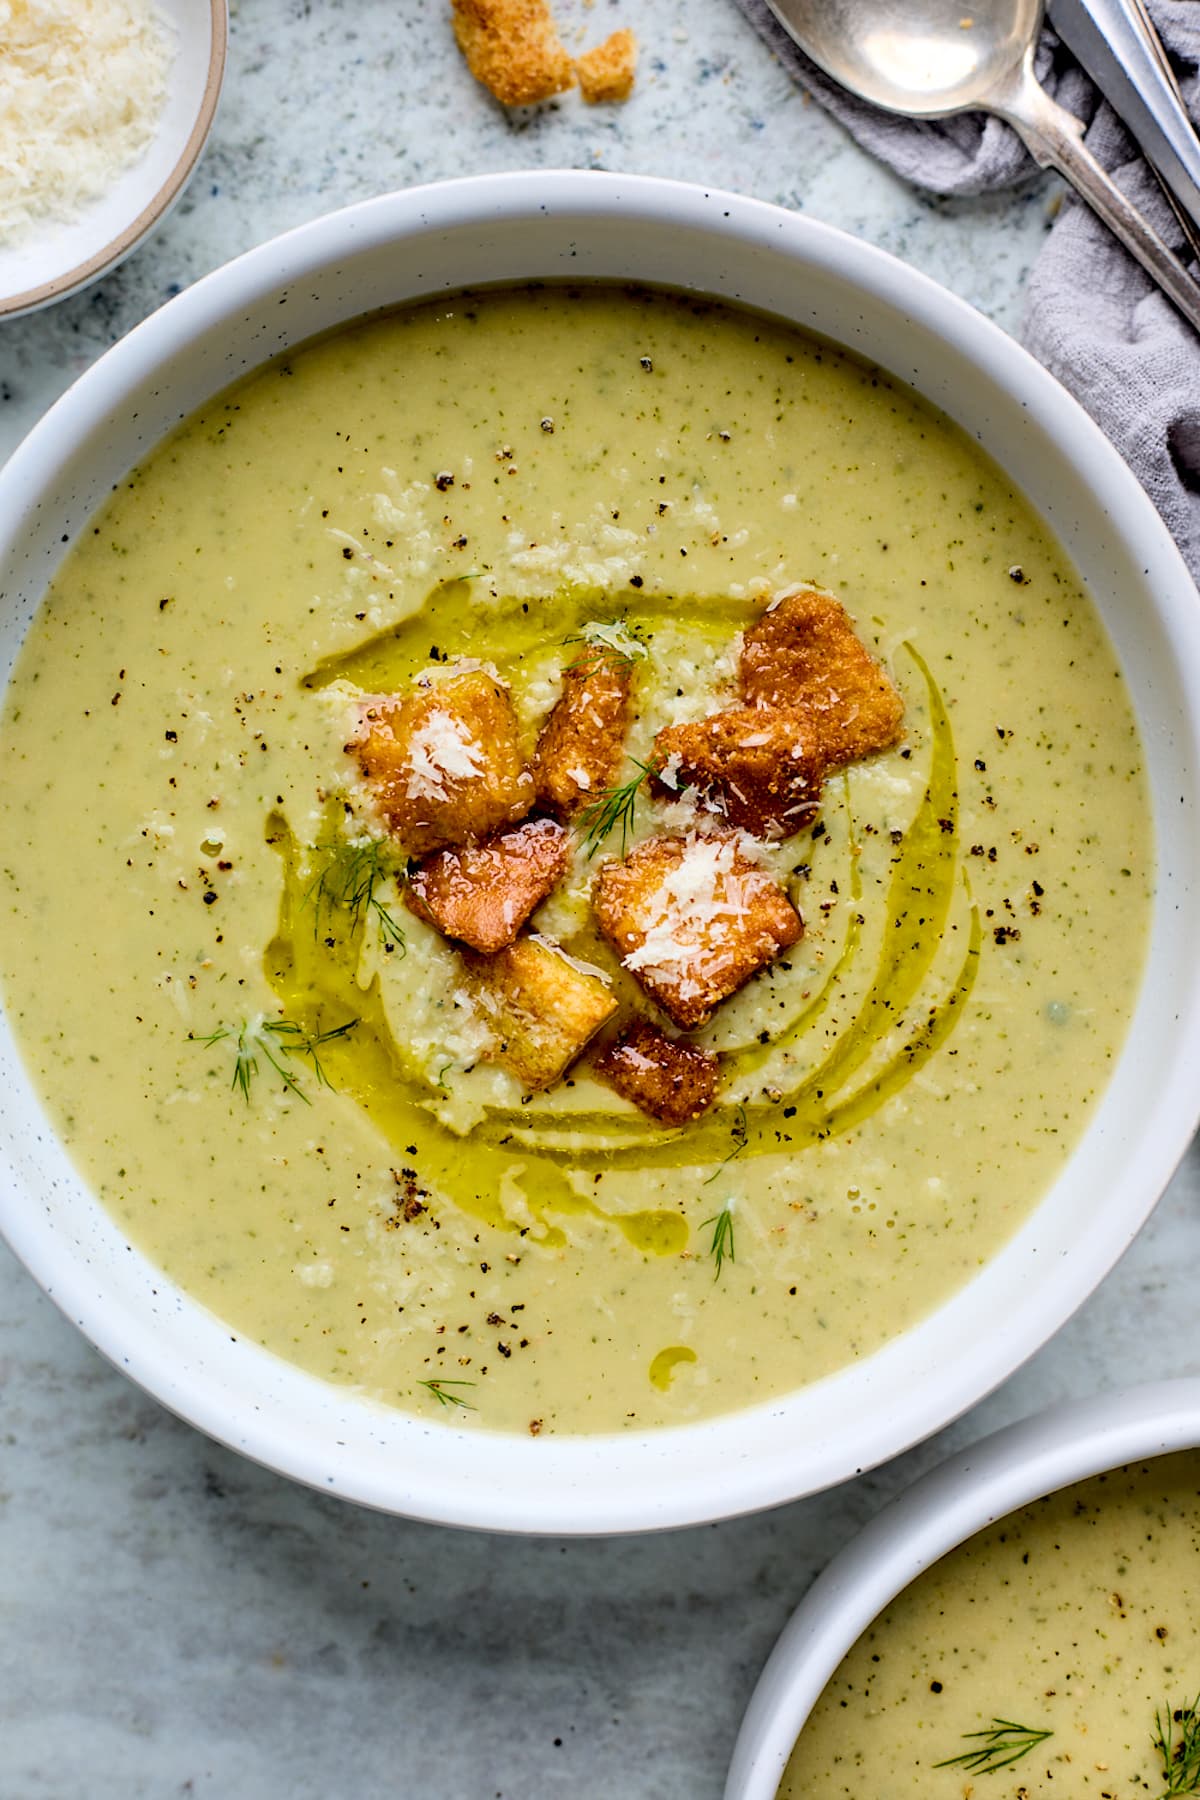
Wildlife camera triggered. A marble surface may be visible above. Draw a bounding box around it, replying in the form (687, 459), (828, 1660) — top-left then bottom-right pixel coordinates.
(1, 2), (1197, 1795)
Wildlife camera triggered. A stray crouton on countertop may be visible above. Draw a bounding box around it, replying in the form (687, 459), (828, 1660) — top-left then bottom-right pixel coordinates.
(740, 585), (905, 767)
(353, 667), (534, 857)
(406, 816), (571, 954)
(594, 832), (803, 1031)
(450, 0), (637, 107)
(464, 933), (618, 1090)
(575, 28), (638, 103)
(532, 642), (636, 821)
(451, 0), (575, 105)
(652, 706), (827, 841)
(594, 1018), (719, 1126)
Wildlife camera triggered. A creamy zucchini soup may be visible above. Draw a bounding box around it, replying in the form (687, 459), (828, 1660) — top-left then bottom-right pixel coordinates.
(0, 286), (1150, 1434)
(778, 1453), (1200, 1797)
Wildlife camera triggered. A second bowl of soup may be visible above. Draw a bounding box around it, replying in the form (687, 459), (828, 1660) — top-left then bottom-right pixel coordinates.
(727, 1379), (1200, 1797)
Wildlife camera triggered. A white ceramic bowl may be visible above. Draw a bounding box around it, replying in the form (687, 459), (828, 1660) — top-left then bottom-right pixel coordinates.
(1, 172), (1199, 1534)
(0, 0), (227, 319)
(725, 1377), (1200, 1797)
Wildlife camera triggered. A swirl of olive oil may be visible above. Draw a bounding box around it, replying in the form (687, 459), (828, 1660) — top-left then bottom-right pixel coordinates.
(269, 592), (979, 1252)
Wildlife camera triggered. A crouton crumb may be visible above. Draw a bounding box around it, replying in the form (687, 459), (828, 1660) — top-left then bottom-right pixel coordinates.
(594, 1019), (718, 1125)
(651, 705), (826, 841)
(465, 933), (618, 1090)
(407, 816), (571, 953)
(353, 667), (534, 855)
(533, 644), (635, 821)
(451, 0), (577, 106)
(576, 28), (638, 103)
(594, 831), (803, 1030)
(741, 585), (905, 767)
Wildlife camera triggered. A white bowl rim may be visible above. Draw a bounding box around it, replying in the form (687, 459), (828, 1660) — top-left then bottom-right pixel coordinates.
(1, 169), (1199, 1535)
(0, 0), (227, 320)
(724, 1375), (1200, 1798)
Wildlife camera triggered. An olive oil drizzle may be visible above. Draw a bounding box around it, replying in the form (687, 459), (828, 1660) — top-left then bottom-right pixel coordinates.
(265, 600), (976, 1246)
(474, 646), (978, 1167)
(721, 774), (861, 1080)
(301, 579), (748, 693)
(263, 812), (685, 1256)
(789, 643), (959, 1105)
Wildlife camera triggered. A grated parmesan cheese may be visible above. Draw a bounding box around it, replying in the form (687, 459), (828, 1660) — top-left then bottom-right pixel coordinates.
(528, 934), (612, 984)
(623, 837), (750, 980)
(403, 708), (486, 801)
(0, 0), (173, 244)
(657, 751), (682, 791)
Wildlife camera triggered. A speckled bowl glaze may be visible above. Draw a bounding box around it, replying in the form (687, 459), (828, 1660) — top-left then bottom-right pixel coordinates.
(0, 172), (1198, 1534)
(725, 1378), (1200, 1797)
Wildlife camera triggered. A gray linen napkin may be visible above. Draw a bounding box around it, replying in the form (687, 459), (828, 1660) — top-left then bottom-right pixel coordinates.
(734, 0), (1200, 582)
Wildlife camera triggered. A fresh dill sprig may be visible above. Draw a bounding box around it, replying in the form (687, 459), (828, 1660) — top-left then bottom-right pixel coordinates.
(306, 836), (407, 953)
(933, 1718), (1053, 1775)
(1155, 1695), (1200, 1795)
(579, 761), (651, 859)
(418, 1378), (477, 1410)
(564, 618), (649, 671)
(193, 1015), (357, 1105)
(700, 1202), (736, 1280)
(703, 1103), (749, 1185)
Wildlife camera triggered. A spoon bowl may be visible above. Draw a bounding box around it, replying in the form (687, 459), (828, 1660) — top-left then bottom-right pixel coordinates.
(765, 0), (1200, 332)
(793, 0), (1038, 115)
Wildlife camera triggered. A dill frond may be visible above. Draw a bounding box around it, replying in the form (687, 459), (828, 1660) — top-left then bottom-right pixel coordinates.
(703, 1104), (749, 1184)
(933, 1719), (1053, 1774)
(418, 1378), (477, 1410)
(579, 761), (651, 859)
(193, 1015), (357, 1105)
(700, 1202), (736, 1280)
(306, 836), (407, 953)
(1155, 1694), (1200, 1795)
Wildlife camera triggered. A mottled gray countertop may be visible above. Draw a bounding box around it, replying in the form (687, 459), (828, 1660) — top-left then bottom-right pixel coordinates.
(2, 3), (1198, 1796)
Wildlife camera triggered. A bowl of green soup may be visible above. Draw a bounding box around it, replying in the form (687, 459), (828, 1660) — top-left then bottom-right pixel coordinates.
(727, 1379), (1200, 1797)
(0, 171), (1198, 1532)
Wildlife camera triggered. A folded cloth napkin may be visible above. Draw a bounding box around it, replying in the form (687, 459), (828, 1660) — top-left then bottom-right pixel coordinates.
(733, 0), (1200, 583)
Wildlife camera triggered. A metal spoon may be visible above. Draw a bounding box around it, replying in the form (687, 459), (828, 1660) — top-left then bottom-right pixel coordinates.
(762, 0), (1200, 334)
(1049, 0), (1200, 241)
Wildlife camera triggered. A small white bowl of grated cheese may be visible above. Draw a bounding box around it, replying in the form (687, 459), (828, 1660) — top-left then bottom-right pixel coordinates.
(0, 0), (226, 319)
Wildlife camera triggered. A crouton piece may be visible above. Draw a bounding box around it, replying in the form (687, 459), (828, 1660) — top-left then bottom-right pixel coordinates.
(740, 585), (905, 766)
(407, 817), (570, 954)
(652, 706), (826, 841)
(451, 0), (576, 106)
(353, 667), (534, 856)
(532, 644), (636, 822)
(594, 1018), (718, 1126)
(594, 832), (802, 1030)
(464, 934), (618, 1090)
(576, 28), (638, 102)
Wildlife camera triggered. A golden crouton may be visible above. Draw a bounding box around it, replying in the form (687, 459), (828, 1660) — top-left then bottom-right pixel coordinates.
(532, 644), (636, 822)
(593, 832), (803, 1030)
(594, 1018), (718, 1126)
(740, 585), (905, 766)
(652, 706), (827, 841)
(451, 0), (576, 106)
(353, 667), (534, 856)
(464, 934), (618, 1091)
(576, 29), (638, 103)
(406, 817), (570, 954)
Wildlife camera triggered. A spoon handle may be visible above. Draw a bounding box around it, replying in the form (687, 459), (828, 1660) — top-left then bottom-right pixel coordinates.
(994, 58), (1200, 335)
(1048, 0), (1200, 239)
